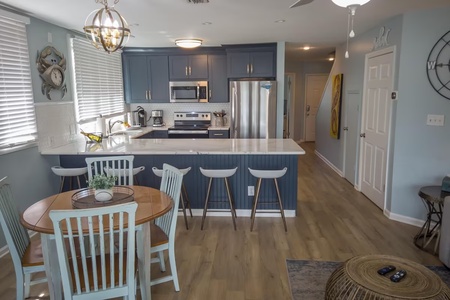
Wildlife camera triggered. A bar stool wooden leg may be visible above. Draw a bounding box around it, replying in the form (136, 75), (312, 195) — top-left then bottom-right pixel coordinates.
(224, 178), (237, 231)
(182, 183), (193, 217)
(251, 178), (262, 231)
(76, 175), (82, 189)
(58, 176), (65, 193)
(180, 193), (189, 230)
(201, 177), (213, 230)
(274, 178), (287, 232)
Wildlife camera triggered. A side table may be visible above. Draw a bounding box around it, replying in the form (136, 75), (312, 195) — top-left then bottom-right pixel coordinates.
(415, 186), (450, 254)
(325, 255), (450, 299)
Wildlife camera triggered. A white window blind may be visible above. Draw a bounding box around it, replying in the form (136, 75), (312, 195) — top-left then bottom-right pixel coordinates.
(71, 37), (124, 123)
(0, 14), (37, 150)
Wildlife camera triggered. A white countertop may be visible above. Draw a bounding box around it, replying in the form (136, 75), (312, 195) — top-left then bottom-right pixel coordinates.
(41, 135), (305, 155)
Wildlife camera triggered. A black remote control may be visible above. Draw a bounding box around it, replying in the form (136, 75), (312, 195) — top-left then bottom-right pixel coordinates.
(377, 265), (396, 275)
(390, 270), (407, 282)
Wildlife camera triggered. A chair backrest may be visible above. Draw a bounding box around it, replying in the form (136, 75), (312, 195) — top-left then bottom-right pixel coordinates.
(85, 156), (134, 185)
(49, 202), (138, 299)
(155, 164), (183, 241)
(0, 177), (30, 270)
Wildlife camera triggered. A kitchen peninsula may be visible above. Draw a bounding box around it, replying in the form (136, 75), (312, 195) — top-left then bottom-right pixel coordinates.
(41, 136), (305, 216)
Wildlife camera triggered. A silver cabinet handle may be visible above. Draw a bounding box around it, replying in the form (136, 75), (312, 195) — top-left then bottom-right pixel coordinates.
(189, 66), (192, 76)
(247, 64), (250, 74)
(197, 85), (200, 100)
(145, 90), (148, 100)
(185, 66), (188, 76)
(148, 89), (152, 100)
(213, 133), (224, 136)
(250, 64), (253, 74)
(209, 89), (212, 100)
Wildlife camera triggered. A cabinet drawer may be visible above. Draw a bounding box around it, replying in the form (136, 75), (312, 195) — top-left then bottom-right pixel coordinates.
(209, 130), (229, 138)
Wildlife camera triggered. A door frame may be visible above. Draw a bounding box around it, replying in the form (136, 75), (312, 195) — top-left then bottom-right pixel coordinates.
(304, 73), (328, 142)
(357, 46), (396, 212)
(285, 73), (296, 139)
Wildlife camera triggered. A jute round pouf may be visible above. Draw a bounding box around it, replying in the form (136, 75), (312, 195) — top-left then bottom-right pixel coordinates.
(325, 255), (450, 300)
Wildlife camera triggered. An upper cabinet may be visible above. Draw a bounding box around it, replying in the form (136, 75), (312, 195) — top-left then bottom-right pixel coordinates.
(169, 55), (208, 80)
(123, 54), (169, 103)
(226, 45), (276, 78)
(208, 54), (228, 103)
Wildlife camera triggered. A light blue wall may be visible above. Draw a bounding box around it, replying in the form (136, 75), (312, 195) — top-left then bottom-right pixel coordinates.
(0, 14), (74, 248)
(316, 4), (450, 221)
(391, 6), (450, 219)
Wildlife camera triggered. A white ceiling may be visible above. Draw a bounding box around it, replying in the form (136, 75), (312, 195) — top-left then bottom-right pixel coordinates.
(1, 0), (449, 61)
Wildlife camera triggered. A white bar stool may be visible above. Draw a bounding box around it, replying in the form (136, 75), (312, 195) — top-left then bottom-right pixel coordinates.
(199, 167), (238, 230)
(152, 166), (193, 229)
(248, 167), (288, 232)
(51, 166), (88, 192)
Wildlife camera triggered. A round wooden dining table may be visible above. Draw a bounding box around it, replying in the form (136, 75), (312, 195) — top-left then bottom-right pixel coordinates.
(21, 185), (173, 300)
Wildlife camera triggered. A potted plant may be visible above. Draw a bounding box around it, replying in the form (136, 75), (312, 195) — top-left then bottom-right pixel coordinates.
(88, 174), (117, 201)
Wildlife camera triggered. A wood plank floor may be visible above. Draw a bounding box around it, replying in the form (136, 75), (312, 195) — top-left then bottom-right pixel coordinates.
(0, 142), (441, 299)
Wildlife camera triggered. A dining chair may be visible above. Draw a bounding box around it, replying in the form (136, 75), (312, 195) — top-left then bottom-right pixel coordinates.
(49, 202), (138, 300)
(0, 176), (47, 299)
(85, 155), (135, 185)
(150, 163), (183, 291)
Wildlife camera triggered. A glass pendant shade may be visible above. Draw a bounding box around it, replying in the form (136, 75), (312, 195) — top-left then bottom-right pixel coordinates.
(175, 39), (202, 48)
(83, 0), (131, 53)
(331, 0), (370, 8)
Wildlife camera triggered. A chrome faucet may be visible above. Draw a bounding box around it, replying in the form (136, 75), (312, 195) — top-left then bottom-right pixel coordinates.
(108, 120), (124, 135)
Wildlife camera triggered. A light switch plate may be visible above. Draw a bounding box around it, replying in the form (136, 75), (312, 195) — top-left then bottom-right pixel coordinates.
(426, 114), (445, 126)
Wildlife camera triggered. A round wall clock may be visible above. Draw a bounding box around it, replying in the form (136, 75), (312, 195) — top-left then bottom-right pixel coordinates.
(36, 46), (68, 100)
(426, 30), (450, 100)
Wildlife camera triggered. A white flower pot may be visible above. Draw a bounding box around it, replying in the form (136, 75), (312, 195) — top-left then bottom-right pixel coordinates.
(94, 188), (113, 201)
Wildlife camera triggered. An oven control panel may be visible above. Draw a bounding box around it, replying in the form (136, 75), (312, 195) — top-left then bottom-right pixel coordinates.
(173, 112), (211, 121)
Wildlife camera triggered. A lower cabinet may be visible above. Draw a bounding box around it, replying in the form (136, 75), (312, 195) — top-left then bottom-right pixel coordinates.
(209, 130), (230, 138)
(137, 130), (168, 139)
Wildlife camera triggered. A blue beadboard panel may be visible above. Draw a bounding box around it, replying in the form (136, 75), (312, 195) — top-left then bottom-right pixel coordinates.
(60, 154), (298, 212)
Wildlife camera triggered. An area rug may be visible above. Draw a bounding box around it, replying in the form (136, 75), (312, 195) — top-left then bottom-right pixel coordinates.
(286, 259), (450, 300)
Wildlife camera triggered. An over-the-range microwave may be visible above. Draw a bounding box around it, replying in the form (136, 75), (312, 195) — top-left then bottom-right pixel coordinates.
(169, 81), (208, 103)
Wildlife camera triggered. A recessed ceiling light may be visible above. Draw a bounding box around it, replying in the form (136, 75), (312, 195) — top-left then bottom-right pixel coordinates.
(303, 46), (311, 50)
(202, 22), (212, 25)
(275, 20), (286, 23)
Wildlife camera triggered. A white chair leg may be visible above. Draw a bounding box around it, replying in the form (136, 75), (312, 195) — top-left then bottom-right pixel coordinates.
(24, 272), (31, 298)
(16, 271), (25, 300)
(158, 251), (166, 272)
(169, 246), (180, 291)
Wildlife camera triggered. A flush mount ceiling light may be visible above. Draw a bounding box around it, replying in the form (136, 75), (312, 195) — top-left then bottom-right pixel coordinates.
(83, 0), (131, 53)
(332, 0), (371, 58)
(175, 39), (202, 48)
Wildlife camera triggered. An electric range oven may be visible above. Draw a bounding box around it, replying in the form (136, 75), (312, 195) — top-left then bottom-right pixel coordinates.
(168, 112), (211, 139)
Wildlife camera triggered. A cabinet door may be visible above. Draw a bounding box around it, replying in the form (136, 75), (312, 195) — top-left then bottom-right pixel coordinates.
(227, 52), (251, 78)
(124, 55), (149, 103)
(188, 55), (208, 79)
(208, 55), (228, 103)
(147, 56), (169, 103)
(169, 56), (189, 80)
(250, 52), (275, 78)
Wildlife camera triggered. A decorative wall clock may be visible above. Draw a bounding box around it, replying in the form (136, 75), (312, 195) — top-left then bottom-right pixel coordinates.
(36, 46), (67, 100)
(426, 30), (450, 100)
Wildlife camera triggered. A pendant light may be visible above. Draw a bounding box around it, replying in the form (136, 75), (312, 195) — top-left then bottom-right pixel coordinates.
(332, 0), (371, 58)
(83, 0), (131, 53)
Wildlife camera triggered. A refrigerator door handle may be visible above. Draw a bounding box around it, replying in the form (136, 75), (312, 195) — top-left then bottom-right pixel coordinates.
(197, 84), (200, 101)
(231, 86), (237, 137)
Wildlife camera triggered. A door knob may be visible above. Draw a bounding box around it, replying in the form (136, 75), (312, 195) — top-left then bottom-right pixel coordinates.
(343, 127), (348, 131)
(360, 133), (366, 138)
(306, 105), (310, 112)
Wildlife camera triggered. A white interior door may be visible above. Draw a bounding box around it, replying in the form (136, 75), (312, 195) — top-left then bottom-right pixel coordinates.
(359, 48), (395, 209)
(305, 74), (328, 142)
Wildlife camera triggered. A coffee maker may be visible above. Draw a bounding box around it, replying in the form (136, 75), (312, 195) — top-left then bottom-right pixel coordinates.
(151, 110), (164, 127)
(132, 106), (147, 127)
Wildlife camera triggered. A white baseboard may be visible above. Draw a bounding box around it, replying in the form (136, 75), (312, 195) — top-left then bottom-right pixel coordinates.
(384, 209), (424, 228)
(179, 209), (296, 218)
(314, 150), (344, 177)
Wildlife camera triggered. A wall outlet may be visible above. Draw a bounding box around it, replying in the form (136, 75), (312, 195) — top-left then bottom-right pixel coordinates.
(426, 114), (445, 126)
(248, 186), (254, 196)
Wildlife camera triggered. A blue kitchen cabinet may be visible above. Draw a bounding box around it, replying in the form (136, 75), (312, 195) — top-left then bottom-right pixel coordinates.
(208, 54), (228, 103)
(123, 54), (169, 103)
(227, 50), (275, 78)
(169, 55), (208, 80)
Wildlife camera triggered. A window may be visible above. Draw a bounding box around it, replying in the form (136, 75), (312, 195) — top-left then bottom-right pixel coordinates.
(0, 12), (37, 151)
(70, 37), (125, 124)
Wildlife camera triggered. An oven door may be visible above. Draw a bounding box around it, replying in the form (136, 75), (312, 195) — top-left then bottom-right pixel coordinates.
(168, 129), (209, 139)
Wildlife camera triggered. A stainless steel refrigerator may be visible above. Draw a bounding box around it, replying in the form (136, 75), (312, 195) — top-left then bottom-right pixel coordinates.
(230, 80), (277, 138)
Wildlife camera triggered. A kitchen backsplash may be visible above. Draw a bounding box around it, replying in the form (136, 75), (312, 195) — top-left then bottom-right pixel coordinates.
(128, 103), (231, 126)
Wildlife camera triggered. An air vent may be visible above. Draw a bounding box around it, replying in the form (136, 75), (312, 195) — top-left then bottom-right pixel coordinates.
(188, 0), (209, 3)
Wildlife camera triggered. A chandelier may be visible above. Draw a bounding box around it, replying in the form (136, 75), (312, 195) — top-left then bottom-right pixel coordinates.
(331, 0), (371, 58)
(83, 0), (131, 53)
